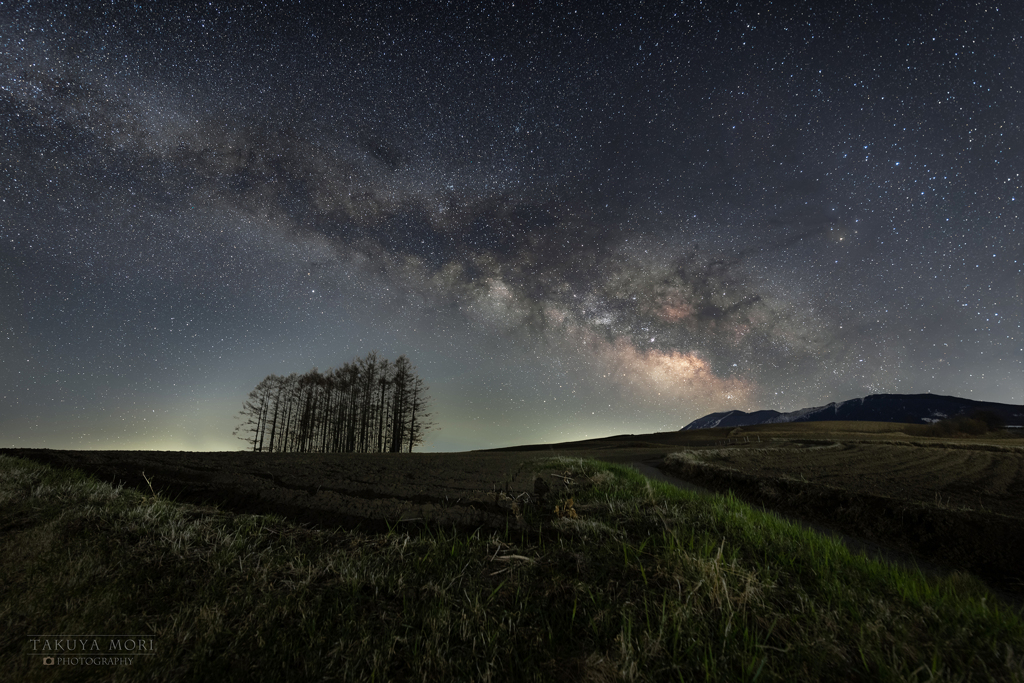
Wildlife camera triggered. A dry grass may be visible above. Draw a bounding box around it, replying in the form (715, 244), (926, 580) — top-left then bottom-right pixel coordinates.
(1, 453), (1023, 682)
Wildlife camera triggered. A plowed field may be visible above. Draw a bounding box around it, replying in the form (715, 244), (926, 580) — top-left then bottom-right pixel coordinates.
(667, 439), (1024, 519)
(0, 449), (564, 533)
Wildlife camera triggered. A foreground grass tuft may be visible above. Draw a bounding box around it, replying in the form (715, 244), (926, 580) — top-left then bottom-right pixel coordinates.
(1, 454), (1022, 682)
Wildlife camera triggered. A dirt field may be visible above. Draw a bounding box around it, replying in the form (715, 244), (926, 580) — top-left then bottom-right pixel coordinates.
(665, 437), (1024, 519)
(0, 449), (573, 533)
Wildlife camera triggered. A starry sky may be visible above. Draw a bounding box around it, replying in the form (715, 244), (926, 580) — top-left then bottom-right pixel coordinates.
(1, 1), (1020, 452)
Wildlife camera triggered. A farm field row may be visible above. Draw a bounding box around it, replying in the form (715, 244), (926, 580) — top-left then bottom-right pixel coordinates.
(664, 436), (1024, 519)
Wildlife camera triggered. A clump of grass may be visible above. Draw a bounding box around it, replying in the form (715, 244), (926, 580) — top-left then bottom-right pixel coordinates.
(2, 453), (1023, 682)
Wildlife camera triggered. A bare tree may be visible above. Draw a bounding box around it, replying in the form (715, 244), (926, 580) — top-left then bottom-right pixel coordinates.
(406, 374), (433, 452)
(235, 353), (433, 453)
(233, 376), (273, 451)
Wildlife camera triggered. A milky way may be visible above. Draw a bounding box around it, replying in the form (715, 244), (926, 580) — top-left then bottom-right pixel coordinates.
(1, 2), (1019, 451)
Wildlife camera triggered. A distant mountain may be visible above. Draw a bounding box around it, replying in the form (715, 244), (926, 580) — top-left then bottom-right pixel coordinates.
(681, 393), (1024, 430)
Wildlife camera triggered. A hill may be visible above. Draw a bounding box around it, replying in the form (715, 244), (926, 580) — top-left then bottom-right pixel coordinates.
(681, 392), (1022, 430)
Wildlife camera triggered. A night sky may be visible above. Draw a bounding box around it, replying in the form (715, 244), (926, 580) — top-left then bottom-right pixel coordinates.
(1, 1), (1020, 452)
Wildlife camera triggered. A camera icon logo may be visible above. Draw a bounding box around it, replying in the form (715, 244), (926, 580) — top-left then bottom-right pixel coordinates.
(43, 657), (55, 666)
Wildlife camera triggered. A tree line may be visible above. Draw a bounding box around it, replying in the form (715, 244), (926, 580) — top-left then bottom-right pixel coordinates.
(234, 353), (432, 453)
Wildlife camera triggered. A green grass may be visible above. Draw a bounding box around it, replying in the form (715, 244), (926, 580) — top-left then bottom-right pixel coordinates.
(1, 453), (1022, 682)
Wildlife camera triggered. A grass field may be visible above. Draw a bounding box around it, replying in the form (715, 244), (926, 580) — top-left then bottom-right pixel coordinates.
(2, 452), (1023, 682)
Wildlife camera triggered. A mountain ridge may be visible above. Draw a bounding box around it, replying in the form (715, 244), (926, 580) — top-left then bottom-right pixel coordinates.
(681, 393), (1023, 430)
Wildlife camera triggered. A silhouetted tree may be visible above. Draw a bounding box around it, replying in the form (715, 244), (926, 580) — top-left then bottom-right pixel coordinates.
(233, 376), (274, 451)
(234, 353), (433, 453)
(406, 374), (433, 452)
